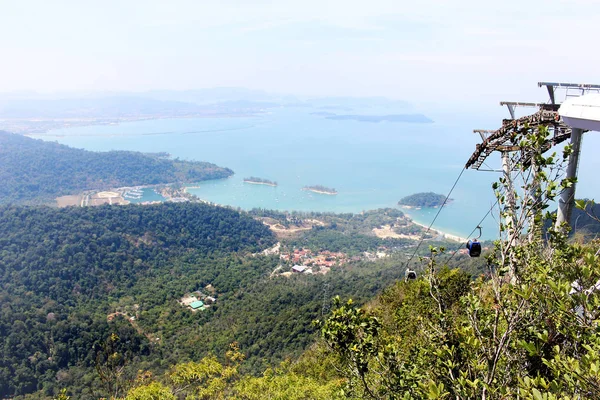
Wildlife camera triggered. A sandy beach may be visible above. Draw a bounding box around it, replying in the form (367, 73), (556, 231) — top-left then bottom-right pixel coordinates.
(243, 180), (278, 187)
(408, 218), (469, 243)
(302, 188), (337, 195)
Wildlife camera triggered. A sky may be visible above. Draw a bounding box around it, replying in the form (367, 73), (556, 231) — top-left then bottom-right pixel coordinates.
(0, 0), (599, 108)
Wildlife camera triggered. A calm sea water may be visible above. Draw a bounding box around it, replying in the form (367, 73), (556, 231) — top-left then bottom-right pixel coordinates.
(35, 107), (600, 241)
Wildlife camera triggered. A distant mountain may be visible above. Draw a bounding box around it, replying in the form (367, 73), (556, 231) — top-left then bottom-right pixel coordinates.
(0, 96), (233, 119)
(543, 200), (600, 238)
(0, 89), (427, 134)
(571, 201), (600, 236)
(325, 113), (433, 123)
(0, 89), (418, 120)
(0, 131), (233, 204)
(142, 87), (294, 105)
(306, 96), (412, 110)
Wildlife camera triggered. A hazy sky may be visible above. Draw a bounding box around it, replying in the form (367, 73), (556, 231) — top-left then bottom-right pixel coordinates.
(1, 0), (598, 105)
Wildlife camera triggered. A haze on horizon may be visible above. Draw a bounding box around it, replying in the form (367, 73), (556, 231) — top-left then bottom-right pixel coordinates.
(1, 0), (599, 109)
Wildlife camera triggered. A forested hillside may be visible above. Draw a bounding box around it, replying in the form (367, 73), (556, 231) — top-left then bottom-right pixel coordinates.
(0, 202), (270, 397)
(0, 131), (233, 204)
(0, 203), (407, 399)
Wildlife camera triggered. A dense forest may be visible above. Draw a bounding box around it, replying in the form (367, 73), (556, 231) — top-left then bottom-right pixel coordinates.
(70, 223), (600, 399)
(0, 203), (415, 399)
(398, 192), (449, 207)
(0, 202), (272, 397)
(0, 131), (233, 204)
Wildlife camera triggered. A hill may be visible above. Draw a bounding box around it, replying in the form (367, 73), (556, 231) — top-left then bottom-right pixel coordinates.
(0, 131), (233, 204)
(0, 203), (410, 399)
(398, 191), (449, 208)
(0, 202), (271, 397)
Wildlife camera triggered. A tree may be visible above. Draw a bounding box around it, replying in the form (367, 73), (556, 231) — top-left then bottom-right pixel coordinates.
(317, 126), (600, 399)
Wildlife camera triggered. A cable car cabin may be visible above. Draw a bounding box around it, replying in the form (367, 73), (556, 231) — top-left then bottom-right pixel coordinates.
(405, 268), (417, 281)
(466, 240), (482, 257)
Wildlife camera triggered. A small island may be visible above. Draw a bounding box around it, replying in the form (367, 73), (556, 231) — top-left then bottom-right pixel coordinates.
(303, 185), (338, 195)
(398, 192), (450, 208)
(243, 176), (278, 187)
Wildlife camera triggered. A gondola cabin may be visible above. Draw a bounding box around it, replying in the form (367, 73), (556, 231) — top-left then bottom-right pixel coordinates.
(466, 239), (481, 257)
(405, 268), (417, 281)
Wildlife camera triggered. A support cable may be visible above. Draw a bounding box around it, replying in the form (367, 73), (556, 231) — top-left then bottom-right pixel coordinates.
(405, 167), (466, 268)
(445, 199), (499, 265)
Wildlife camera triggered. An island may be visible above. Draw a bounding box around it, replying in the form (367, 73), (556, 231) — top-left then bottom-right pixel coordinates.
(303, 185), (338, 195)
(243, 176), (278, 187)
(398, 192), (450, 208)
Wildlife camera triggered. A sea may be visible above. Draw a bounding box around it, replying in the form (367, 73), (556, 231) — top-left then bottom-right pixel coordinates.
(33, 107), (600, 241)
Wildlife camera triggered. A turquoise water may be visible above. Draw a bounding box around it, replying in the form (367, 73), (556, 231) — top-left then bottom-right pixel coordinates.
(126, 188), (166, 204)
(35, 107), (600, 241)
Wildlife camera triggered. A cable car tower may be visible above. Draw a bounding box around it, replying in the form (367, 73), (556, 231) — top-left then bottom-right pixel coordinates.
(466, 82), (600, 238)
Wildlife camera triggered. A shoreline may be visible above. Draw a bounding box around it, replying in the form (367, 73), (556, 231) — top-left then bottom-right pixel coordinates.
(243, 180), (277, 187)
(408, 217), (468, 243)
(302, 188), (338, 196)
(12, 113), (260, 136)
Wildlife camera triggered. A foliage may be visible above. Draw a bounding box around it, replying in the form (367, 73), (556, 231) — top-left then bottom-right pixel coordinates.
(569, 199), (600, 239)
(232, 362), (344, 399)
(123, 345), (342, 400)
(0, 131), (233, 204)
(125, 382), (175, 400)
(316, 126), (600, 398)
(0, 202), (272, 398)
(0, 202), (412, 398)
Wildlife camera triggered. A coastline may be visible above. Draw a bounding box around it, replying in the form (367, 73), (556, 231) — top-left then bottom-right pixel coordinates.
(243, 180), (277, 187)
(12, 113), (260, 136)
(302, 188), (338, 196)
(408, 217), (468, 243)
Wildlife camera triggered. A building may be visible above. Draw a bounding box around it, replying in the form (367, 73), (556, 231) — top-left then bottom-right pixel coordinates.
(292, 265), (307, 273)
(190, 300), (205, 310)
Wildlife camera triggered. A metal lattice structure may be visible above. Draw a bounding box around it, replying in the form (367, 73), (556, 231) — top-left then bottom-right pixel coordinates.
(465, 108), (573, 170)
(466, 82), (600, 172)
(466, 81), (599, 235)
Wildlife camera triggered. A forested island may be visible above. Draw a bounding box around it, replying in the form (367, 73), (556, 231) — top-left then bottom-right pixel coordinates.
(398, 191), (450, 208)
(243, 176), (278, 186)
(0, 131), (233, 204)
(303, 185), (338, 195)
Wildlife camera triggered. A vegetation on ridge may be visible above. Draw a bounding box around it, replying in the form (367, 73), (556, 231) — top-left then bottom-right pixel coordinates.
(0, 131), (233, 204)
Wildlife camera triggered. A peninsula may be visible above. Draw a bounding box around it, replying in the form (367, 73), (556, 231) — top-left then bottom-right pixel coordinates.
(303, 185), (338, 195)
(243, 177), (278, 187)
(0, 131), (233, 205)
(398, 192), (450, 208)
